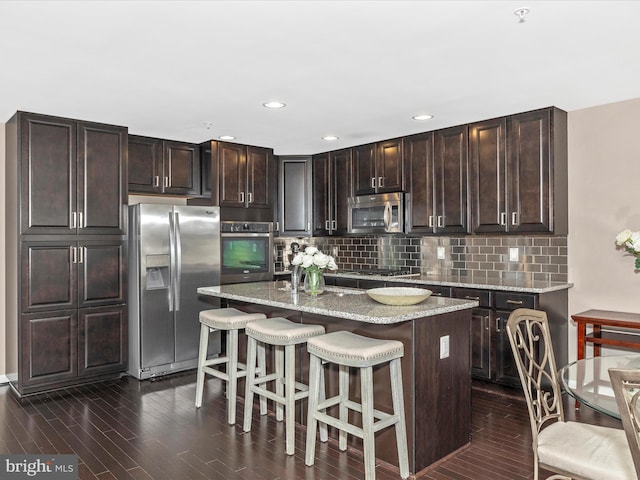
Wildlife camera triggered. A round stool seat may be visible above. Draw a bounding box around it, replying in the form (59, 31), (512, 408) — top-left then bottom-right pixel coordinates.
(307, 331), (403, 368)
(246, 317), (325, 345)
(199, 307), (266, 330)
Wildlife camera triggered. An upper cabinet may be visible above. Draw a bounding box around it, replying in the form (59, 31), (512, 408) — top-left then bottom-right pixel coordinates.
(16, 112), (127, 236)
(128, 135), (200, 196)
(352, 138), (404, 195)
(469, 107), (567, 234)
(277, 156), (312, 236)
(405, 126), (469, 234)
(312, 149), (352, 236)
(193, 140), (276, 222)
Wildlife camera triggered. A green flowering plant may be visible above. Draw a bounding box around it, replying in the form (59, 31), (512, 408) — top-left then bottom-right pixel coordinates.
(615, 229), (640, 269)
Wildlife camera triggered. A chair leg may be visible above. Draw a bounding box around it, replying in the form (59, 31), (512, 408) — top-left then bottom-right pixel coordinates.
(226, 329), (239, 425)
(305, 354), (322, 466)
(318, 361), (328, 442)
(338, 364), (349, 451)
(284, 344), (296, 455)
(195, 323), (209, 408)
(361, 366), (376, 480)
(243, 336), (257, 432)
(275, 344), (284, 422)
(257, 340), (267, 415)
(390, 358), (409, 479)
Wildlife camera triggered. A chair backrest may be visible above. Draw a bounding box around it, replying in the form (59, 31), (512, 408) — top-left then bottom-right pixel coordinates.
(506, 308), (565, 442)
(609, 368), (640, 477)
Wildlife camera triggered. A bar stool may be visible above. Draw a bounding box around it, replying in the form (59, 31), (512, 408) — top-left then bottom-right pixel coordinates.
(305, 331), (410, 480)
(195, 308), (267, 425)
(243, 317), (326, 455)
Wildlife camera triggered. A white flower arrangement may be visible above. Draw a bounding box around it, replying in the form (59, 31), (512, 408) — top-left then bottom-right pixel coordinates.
(291, 246), (338, 273)
(615, 229), (640, 270)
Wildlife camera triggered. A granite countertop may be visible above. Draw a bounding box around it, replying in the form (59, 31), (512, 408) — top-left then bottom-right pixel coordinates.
(310, 272), (574, 294)
(198, 281), (478, 325)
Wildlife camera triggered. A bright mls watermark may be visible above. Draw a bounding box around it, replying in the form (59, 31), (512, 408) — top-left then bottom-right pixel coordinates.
(0, 455), (77, 479)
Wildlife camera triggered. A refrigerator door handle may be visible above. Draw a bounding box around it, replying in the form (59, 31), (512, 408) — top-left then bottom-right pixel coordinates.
(168, 211), (176, 312)
(174, 212), (182, 311)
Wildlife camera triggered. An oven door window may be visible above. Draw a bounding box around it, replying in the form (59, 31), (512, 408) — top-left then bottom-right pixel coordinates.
(221, 237), (270, 274)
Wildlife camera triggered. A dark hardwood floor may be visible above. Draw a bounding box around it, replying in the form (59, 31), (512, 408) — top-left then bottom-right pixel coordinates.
(0, 374), (622, 480)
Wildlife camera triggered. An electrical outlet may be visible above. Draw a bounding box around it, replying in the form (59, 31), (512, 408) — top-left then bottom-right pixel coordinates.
(332, 247), (339, 257)
(440, 335), (450, 359)
(437, 246), (445, 260)
(509, 247), (519, 262)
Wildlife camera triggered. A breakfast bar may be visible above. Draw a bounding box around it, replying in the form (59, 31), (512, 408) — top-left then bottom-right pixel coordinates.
(198, 281), (478, 476)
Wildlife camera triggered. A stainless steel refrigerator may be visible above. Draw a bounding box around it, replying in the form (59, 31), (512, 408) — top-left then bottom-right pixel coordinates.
(128, 204), (221, 380)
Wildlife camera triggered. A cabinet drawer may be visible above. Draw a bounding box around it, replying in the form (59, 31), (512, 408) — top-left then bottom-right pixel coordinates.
(452, 288), (492, 308)
(422, 285), (452, 298)
(495, 292), (537, 310)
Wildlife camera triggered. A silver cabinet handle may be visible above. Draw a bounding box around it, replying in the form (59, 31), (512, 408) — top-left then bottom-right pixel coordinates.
(500, 212), (507, 225)
(164, 176), (169, 188)
(511, 212), (519, 225)
(378, 176), (384, 188)
(78, 212), (83, 229)
(325, 220), (330, 230)
(71, 246), (77, 264)
(78, 246), (85, 264)
(437, 216), (444, 228)
(484, 315), (490, 331)
(428, 216), (434, 228)
(465, 295), (480, 301)
(496, 317), (502, 333)
(331, 220), (337, 230)
(71, 212), (77, 229)
(371, 177), (376, 189)
(506, 299), (524, 305)
(239, 191), (245, 203)
(153, 176), (160, 187)
(247, 192), (253, 204)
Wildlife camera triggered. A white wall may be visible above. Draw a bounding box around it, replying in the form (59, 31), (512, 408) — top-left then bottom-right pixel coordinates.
(0, 123), (5, 379)
(567, 98), (640, 359)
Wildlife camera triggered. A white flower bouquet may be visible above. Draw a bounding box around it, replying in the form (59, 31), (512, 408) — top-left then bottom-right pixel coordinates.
(291, 246), (337, 294)
(615, 229), (640, 269)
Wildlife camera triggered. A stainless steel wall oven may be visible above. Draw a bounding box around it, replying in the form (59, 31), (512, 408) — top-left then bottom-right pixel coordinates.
(220, 221), (274, 283)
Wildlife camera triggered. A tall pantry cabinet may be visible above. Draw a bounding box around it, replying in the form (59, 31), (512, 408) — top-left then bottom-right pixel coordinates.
(5, 112), (128, 396)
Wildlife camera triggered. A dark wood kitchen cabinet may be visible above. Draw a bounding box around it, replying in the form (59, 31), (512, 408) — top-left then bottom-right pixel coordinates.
(128, 135), (200, 196)
(277, 156), (312, 236)
(192, 140), (275, 222)
(5, 111), (128, 396)
(404, 126), (469, 234)
(312, 148), (351, 235)
(469, 107), (568, 234)
(352, 138), (403, 195)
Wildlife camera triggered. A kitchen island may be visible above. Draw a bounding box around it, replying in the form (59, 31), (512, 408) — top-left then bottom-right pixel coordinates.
(198, 281), (478, 476)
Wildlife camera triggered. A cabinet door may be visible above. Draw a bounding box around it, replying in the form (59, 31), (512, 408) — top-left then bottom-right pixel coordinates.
(19, 113), (76, 235)
(21, 241), (76, 313)
(21, 310), (78, 387)
(163, 141), (200, 196)
(470, 118), (508, 233)
(470, 307), (492, 380)
(78, 122), (127, 234)
(78, 305), (127, 376)
(331, 149), (352, 235)
(78, 239), (127, 308)
(219, 142), (247, 207)
(279, 156), (312, 235)
(246, 146), (273, 209)
(128, 135), (162, 194)
(494, 312), (523, 386)
(433, 125), (469, 233)
(352, 143), (376, 195)
(507, 109), (551, 233)
(312, 153), (330, 235)
(404, 133), (436, 233)
(376, 138), (404, 192)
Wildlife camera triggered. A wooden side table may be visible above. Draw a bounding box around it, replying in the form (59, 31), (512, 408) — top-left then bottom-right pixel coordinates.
(572, 309), (640, 360)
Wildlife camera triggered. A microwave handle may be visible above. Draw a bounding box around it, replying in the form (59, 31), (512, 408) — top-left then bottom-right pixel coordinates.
(383, 202), (391, 231)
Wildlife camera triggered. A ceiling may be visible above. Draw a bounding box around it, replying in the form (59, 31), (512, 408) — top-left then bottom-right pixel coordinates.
(2, 1), (640, 156)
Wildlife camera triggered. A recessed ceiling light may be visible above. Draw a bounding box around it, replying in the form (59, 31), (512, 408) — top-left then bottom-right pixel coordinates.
(219, 135), (235, 140)
(322, 135), (339, 141)
(263, 101), (286, 109)
(412, 114), (434, 121)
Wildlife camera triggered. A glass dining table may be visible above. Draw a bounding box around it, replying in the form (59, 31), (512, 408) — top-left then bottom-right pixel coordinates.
(560, 354), (640, 420)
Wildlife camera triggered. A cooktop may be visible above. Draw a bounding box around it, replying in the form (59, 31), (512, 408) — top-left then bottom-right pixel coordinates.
(345, 268), (413, 277)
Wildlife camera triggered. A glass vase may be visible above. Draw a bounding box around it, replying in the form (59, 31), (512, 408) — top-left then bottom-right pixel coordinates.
(303, 269), (325, 295)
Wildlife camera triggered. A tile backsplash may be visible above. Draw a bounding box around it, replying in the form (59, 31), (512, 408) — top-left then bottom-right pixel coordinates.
(274, 234), (568, 283)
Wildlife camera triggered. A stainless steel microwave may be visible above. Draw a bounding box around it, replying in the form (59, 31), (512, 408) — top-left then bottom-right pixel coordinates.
(347, 192), (404, 234)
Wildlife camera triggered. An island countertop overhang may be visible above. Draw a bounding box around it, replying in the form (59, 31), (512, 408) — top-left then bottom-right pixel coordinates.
(198, 281), (478, 324)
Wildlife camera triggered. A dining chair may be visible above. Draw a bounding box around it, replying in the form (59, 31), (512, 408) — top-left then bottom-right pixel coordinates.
(506, 308), (636, 480)
(609, 368), (640, 477)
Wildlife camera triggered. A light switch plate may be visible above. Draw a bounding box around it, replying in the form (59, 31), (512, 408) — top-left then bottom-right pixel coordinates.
(440, 335), (450, 359)
(509, 247), (519, 262)
(437, 246), (445, 260)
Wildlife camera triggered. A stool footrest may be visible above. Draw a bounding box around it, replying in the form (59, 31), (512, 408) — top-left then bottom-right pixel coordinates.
(251, 385), (310, 405)
(315, 398), (399, 434)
